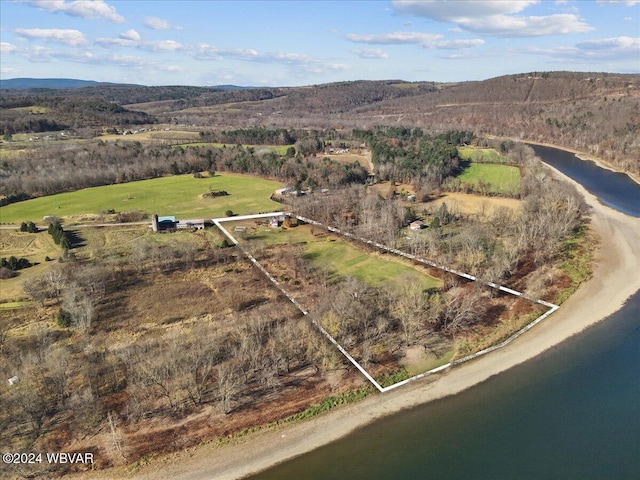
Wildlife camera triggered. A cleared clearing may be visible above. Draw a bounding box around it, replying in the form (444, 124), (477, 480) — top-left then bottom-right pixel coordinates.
(457, 163), (521, 195)
(236, 223), (441, 291)
(426, 192), (521, 216)
(458, 146), (509, 163)
(0, 173), (283, 224)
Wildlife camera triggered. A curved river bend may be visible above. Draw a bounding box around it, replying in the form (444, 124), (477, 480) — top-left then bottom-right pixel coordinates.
(249, 146), (640, 480)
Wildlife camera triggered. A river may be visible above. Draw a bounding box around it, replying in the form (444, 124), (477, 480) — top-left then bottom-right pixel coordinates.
(248, 146), (640, 480)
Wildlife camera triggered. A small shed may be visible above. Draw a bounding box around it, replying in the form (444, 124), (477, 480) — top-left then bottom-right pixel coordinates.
(409, 220), (424, 231)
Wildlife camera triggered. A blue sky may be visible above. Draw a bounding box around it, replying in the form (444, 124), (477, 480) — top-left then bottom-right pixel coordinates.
(1, 0), (638, 86)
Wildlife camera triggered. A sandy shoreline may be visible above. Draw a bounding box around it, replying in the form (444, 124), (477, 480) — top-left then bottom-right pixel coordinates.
(71, 154), (640, 480)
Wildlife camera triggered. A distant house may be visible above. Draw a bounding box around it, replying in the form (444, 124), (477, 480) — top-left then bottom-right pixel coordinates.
(407, 194), (417, 202)
(409, 220), (424, 231)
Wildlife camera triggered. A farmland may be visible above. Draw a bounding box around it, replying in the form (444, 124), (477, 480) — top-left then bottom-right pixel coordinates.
(237, 223), (442, 291)
(0, 173), (283, 224)
(456, 163), (521, 196)
(458, 146), (509, 164)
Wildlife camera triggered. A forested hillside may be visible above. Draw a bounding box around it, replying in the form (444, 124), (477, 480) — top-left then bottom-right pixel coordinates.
(2, 72), (638, 176)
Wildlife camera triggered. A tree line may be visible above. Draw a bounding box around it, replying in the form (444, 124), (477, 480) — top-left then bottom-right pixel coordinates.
(1, 130), (368, 205)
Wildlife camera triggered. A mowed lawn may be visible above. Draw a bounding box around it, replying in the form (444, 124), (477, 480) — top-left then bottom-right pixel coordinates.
(458, 146), (509, 164)
(244, 225), (441, 290)
(457, 163), (521, 195)
(305, 239), (441, 290)
(0, 173), (283, 224)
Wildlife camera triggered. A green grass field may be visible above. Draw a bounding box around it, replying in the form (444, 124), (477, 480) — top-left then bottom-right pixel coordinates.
(242, 224), (441, 290)
(0, 173), (283, 224)
(305, 239), (441, 289)
(458, 147), (509, 164)
(457, 163), (521, 195)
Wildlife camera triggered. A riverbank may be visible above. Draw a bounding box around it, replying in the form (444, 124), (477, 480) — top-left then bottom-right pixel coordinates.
(70, 150), (640, 480)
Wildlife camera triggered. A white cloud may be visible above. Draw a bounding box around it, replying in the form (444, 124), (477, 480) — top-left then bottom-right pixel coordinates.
(95, 37), (184, 52)
(392, 0), (593, 37)
(144, 16), (181, 30)
(597, 1), (640, 6)
(345, 31), (484, 49)
(435, 39), (485, 49)
(393, 0), (538, 19)
(120, 29), (140, 41)
(352, 48), (389, 59)
(193, 44), (259, 61)
(94, 37), (135, 48)
(527, 36), (640, 62)
(345, 31), (442, 45)
(458, 14), (594, 37)
(192, 44), (348, 74)
(576, 36), (640, 53)
(15, 28), (87, 46)
(1, 42), (18, 53)
(24, 0), (124, 23)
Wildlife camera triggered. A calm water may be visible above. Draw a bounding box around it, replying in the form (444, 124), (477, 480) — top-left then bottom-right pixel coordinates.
(249, 147), (640, 480)
(529, 144), (640, 217)
(250, 292), (640, 480)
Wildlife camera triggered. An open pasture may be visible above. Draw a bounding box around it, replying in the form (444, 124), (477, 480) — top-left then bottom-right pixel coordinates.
(457, 163), (521, 195)
(239, 223), (441, 291)
(0, 173), (283, 224)
(458, 146), (509, 164)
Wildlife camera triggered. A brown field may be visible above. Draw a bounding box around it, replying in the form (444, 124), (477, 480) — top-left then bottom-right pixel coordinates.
(322, 152), (371, 172)
(0, 242), (365, 477)
(426, 192), (521, 216)
(96, 128), (200, 143)
(0, 230), (61, 302)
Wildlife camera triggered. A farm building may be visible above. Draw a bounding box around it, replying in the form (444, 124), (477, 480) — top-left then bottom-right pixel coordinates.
(152, 215), (176, 232)
(177, 219), (205, 230)
(409, 220), (424, 231)
(151, 215), (204, 232)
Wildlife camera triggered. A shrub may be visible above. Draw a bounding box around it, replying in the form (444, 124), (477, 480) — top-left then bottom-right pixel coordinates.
(0, 267), (16, 279)
(57, 308), (72, 328)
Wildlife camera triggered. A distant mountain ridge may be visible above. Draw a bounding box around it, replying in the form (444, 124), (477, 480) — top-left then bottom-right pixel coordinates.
(0, 77), (256, 90)
(0, 78), (116, 89)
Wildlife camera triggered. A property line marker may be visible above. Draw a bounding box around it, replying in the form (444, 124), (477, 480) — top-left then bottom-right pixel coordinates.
(214, 212), (559, 393)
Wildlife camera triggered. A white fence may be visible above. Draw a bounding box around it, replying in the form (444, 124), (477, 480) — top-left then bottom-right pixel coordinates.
(213, 213), (559, 393)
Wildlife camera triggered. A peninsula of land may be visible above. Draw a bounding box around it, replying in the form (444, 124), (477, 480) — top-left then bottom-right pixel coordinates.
(69, 148), (640, 480)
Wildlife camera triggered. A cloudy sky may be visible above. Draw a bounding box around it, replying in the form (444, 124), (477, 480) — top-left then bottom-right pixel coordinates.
(1, 0), (639, 86)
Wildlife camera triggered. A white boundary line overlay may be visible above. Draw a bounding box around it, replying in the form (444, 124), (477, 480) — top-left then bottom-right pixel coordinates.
(214, 212), (559, 393)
